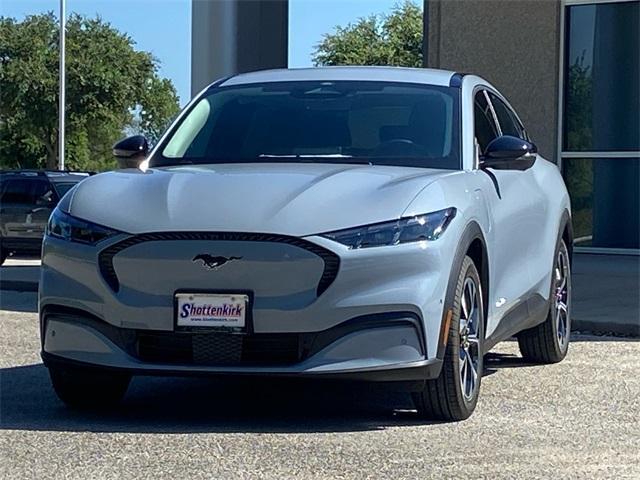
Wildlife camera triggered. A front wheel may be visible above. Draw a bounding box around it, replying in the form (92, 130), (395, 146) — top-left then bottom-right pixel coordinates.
(49, 365), (131, 409)
(412, 256), (484, 421)
(517, 238), (571, 363)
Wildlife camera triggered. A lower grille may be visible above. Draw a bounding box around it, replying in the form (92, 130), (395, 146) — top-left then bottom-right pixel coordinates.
(137, 332), (302, 366)
(193, 334), (243, 364)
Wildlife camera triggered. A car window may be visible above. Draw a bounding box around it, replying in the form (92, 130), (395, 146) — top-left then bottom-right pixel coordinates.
(1, 179), (34, 205)
(0, 179), (53, 206)
(474, 91), (499, 152)
(488, 92), (526, 140)
(53, 182), (77, 198)
(154, 81), (462, 170)
(33, 180), (55, 204)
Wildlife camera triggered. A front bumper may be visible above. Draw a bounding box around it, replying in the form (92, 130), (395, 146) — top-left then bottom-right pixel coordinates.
(40, 226), (459, 384)
(41, 308), (443, 383)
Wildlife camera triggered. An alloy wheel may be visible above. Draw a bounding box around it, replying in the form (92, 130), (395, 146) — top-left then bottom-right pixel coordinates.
(554, 247), (570, 350)
(459, 277), (481, 401)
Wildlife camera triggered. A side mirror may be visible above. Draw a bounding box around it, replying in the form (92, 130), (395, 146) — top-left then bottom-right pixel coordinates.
(113, 135), (149, 169)
(480, 135), (537, 170)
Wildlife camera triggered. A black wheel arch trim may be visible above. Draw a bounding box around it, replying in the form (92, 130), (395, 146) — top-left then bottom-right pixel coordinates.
(437, 221), (489, 361)
(559, 209), (573, 263)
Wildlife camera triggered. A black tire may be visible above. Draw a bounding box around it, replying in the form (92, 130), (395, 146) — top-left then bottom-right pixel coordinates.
(412, 256), (485, 421)
(0, 242), (7, 266)
(517, 238), (571, 364)
(48, 365), (131, 409)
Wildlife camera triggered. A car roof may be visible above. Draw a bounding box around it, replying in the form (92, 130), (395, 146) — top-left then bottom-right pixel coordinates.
(219, 66), (458, 88)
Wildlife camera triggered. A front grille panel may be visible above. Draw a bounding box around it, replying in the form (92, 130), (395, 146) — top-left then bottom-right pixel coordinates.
(98, 232), (339, 297)
(136, 332), (303, 366)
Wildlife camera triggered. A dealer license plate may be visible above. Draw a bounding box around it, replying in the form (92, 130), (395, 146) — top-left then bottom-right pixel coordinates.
(175, 293), (248, 330)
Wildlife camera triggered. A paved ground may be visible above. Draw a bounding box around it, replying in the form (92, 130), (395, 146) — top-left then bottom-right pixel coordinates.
(1, 295), (638, 479)
(572, 254), (640, 336)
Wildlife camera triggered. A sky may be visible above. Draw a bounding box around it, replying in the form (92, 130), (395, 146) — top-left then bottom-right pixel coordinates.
(2, 0), (401, 106)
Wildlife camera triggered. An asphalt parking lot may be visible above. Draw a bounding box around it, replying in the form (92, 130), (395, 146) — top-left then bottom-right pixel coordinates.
(1, 290), (638, 479)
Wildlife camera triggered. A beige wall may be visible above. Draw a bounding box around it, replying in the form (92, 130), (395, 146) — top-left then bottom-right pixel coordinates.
(191, 0), (288, 97)
(427, 0), (561, 161)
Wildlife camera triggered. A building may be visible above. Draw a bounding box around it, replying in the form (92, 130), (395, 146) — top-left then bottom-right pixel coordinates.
(191, 0), (639, 255)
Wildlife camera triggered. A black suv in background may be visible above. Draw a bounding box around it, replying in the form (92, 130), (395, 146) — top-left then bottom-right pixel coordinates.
(0, 170), (89, 264)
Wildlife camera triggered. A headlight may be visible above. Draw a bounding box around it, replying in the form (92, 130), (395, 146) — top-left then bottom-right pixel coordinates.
(47, 209), (121, 245)
(322, 207), (456, 249)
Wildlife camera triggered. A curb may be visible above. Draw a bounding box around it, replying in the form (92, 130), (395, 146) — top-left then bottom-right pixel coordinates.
(572, 319), (639, 338)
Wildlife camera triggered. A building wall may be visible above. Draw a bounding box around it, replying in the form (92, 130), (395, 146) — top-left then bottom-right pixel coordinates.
(427, 0), (561, 161)
(191, 0), (288, 97)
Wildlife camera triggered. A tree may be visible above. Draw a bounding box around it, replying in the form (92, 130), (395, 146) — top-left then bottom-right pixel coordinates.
(313, 1), (423, 68)
(0, 13), (179, 171)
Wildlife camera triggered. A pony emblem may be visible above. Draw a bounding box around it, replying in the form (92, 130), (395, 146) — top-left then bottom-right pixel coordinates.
(192, 254), (242, 270)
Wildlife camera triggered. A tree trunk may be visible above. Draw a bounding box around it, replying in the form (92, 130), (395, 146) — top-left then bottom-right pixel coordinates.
(45, 151), (57, 170)
(43, 133), (57, 169)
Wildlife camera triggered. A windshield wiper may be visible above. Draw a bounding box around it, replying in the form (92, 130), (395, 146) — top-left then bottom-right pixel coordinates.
(258, 154), (372, 165)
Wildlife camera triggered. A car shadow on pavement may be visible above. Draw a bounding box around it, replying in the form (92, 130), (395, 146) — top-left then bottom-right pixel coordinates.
(0, 363), (446, 434)
(483, 352), (541, 370)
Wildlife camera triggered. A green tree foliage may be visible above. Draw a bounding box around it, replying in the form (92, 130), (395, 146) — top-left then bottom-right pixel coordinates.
(313, 1), (423, 68)
(565, 53), (593, 151)
(0, 13), (179, 171)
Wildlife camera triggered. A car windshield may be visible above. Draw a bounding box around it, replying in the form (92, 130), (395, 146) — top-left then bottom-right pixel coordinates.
(151, 81), (460, 169)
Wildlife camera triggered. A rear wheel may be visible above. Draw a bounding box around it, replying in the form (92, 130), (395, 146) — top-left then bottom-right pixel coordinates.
(412, 256), (484, 421)
(517, 238), (571, 363)
(48, 365), (131, 409)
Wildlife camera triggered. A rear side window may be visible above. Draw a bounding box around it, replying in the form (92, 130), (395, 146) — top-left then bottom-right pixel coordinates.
(33, 181), (56, 205)
(474, 91), (499, 152)
(1, 179), (34, 204)
(488, 92), (527, 140)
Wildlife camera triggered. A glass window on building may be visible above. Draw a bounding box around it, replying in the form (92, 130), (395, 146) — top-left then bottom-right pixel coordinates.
(562, 0), (640, 250)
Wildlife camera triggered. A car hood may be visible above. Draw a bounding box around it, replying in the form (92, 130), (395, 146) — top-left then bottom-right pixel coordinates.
(68, 163), (455, 236)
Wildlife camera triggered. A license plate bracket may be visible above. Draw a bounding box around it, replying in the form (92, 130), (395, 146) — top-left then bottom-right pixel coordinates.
(175, 292), (250, 333)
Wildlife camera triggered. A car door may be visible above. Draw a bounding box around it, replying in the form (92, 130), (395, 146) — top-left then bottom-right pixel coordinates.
(0, 178), (55, 241)
(474, 89), (548, 336)
(28, 180), (57, 236)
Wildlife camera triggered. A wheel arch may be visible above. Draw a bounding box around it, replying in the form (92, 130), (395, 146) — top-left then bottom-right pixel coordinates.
(559, 209), (573, 263)
(437, 221), (489, 360)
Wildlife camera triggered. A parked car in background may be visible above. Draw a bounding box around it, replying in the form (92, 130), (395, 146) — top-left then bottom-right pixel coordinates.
(0, 170), (90, 264)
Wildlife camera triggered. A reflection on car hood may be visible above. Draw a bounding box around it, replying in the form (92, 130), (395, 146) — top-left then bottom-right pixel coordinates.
(68, 163), (455, 236)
